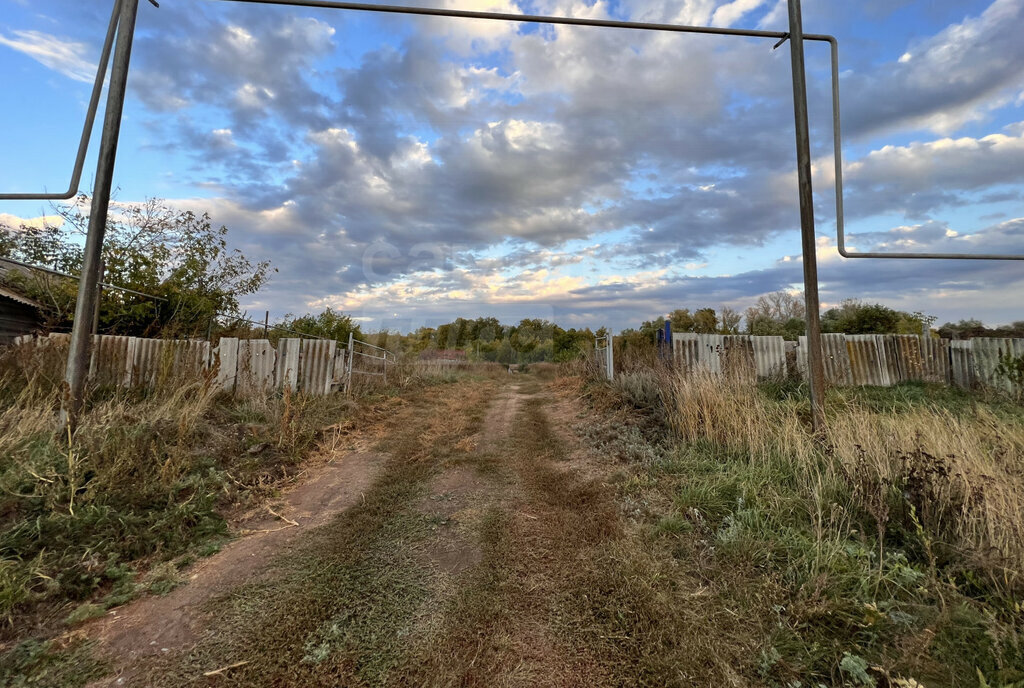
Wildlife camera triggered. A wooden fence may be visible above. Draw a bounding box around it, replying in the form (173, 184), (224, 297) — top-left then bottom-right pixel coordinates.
(671, 333), (1024, 393)
(8, 333), (353, 396)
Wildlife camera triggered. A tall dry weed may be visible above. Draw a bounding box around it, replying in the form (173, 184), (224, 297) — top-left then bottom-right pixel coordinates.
(662, 371), (1024, 586)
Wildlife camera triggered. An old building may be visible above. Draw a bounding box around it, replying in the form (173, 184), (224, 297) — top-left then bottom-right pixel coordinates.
(0, 280), (43, 344)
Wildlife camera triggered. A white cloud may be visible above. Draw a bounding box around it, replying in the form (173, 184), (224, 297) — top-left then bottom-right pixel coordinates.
(0, 213), (63, 230)
(844, 0), (1024, 136)
(0, 29), (95, 82)
(711, 0), (767, 27)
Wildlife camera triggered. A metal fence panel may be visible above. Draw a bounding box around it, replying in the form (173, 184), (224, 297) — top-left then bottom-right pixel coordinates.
(846, 334), (889, 386)
(237, 339), (275, 396)
(214, 337), (239, 393)
(949, 340), (974, 388)
(299, 339), (336, 396)
(276, 337), (300, 392)
(752, 336), (786, 379)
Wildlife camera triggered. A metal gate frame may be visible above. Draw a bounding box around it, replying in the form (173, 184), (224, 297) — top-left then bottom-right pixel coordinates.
(5, 0), (1021, 428)
(344, 332), (395, 393)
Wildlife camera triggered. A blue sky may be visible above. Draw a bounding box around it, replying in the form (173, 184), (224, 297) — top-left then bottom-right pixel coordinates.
(1, 0), (1023, 333)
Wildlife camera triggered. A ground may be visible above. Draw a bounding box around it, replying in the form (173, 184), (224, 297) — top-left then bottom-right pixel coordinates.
(71, 373), (643, 686)
(13, 371), (1014, 686)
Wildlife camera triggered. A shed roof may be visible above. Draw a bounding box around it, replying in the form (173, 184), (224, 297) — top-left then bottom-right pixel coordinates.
(0, 285), (42, 310)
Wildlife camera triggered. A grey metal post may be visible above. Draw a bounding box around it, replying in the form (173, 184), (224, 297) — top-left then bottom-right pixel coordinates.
(346, 331), (354, 395)
(62, 0), (140, 427)
(786, 0), (827, 432)
(92, 258), (105, 335)
(607, 335), (614, 381)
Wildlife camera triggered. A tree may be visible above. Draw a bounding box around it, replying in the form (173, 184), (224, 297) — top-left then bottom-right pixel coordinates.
(0, 196), (272, 337)
(278, 308), (361, 343)
(718, 306), (741, 334)
(745, 291), (806, 340)
(669, 308), (695, 333)
(937, 319), (1024, 340)
(693, 308), (717, 334)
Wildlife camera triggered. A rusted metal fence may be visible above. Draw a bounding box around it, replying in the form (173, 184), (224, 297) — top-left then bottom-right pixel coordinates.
(672, 333), (1023, 393)
(7, 332), (391, 397)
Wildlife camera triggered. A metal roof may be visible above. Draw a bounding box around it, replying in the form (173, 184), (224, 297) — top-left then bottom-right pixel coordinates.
(0, 285), (42, 309)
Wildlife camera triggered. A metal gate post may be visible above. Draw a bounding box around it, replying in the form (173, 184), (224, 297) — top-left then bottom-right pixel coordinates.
(786, 0), (827, 433)
(61, 0), (141, 428)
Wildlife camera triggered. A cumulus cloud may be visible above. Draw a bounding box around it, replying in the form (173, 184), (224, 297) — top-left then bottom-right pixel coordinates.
(821, 123), (1024, 220)
(6, 0), (1022, 329)
(842, 0), (1024, 136)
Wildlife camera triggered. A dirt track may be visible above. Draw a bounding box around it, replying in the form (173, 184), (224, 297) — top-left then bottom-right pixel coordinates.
(83, 375), (625, 687)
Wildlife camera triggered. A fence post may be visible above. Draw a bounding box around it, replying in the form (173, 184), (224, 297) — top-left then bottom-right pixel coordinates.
(346, 331), (354, 395)
(61, 0), (140, 428)
(607, 334), (614, 381)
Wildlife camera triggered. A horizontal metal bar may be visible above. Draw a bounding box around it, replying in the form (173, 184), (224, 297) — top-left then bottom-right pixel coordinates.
(351, 336), (391, 352)
(0, 0), (121, 201)
(214, 0), (839, 43)
(351, 369), (386, 376)
(823, 36), (1024, 260)
(0, 255), (167, 300)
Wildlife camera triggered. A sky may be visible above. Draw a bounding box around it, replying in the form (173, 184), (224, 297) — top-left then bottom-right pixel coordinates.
(1, 0), (1023, 334)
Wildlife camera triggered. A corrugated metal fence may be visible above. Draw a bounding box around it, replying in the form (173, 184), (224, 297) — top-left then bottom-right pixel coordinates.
(9, 333), (356, 396)
(672, 333), (1024, 392)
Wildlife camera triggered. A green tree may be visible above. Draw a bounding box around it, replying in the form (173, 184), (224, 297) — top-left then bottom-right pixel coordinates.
(693, 308), (717, 334)
(669, 309), (695, 333)
(821, 300), (901, 334)
(0, 196), (272, 337)
(277, 308), (361, 343)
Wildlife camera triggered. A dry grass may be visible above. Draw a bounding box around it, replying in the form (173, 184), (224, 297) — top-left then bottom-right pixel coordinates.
(666, 372), (1024, 588)
(581, 365), (1024, 684)
(0, 349), (375, 644)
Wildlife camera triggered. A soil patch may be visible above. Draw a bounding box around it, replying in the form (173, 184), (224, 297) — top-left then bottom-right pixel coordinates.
(87, 449), (384, 679)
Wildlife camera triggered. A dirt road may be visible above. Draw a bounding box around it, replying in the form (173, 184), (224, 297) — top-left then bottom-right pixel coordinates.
(80, 375), (628, 686)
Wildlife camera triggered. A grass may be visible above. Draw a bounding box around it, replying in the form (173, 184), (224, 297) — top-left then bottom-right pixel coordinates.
(579, 367), (1024, 686)
(134, 377), (496, 685)
(0, 343), (499, 681)
(0, 377), (361, 639)
(5, 346), (1022, 687)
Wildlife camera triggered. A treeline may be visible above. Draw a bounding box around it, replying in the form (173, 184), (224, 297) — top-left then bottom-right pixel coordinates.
(623, 291), (1021, 344)
(389, 317), (601, 364)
